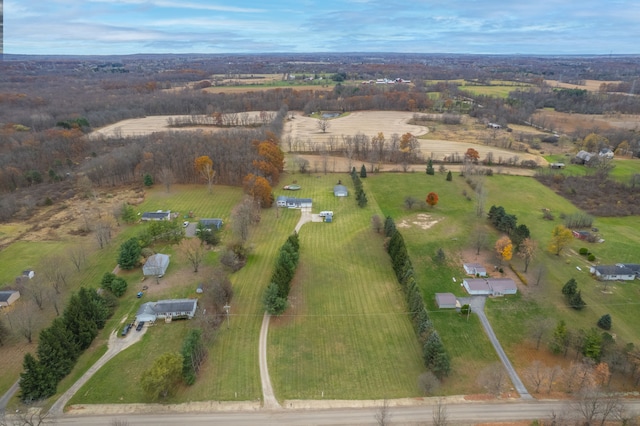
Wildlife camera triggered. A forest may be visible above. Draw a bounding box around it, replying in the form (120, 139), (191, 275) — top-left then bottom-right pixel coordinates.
(2, 53), (640, 222)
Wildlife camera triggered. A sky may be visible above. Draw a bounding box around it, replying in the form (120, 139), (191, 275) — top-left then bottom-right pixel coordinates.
(3, 0), (640, 56)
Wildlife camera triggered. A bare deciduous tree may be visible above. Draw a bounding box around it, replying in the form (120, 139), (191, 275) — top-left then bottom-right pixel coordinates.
(478, 362), (509, 396)
(432, 398), (449, 426)
(67, 244), (87, 272)
(181, 238), (205, 273)
(231, 197), (260, 243)
(569, 389), (624, 425)
(0, 403), (57, 426)
(10, 301), (40, 344)
(374, 399), (389, 426)
(317, 118), (331, 133)
(371, 215), (383, 233)
(40, 255), (70, 295)
(418, 371), (440, 395)
(527, 316), (554, 350)
(158, 167), (175, 193)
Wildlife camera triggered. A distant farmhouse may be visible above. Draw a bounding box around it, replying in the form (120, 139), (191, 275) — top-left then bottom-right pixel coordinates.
(334, 185), (348, 197)
(142, 253), (170, 277)
(463, 278), (517, 296)
(0, 290), (20, 308)
(135, 299), (198, 323)
(590, 264), (639, 281)
(199, 218), (224, 230)
(276, 196), (312, 209)
(141, 210), (172, 221)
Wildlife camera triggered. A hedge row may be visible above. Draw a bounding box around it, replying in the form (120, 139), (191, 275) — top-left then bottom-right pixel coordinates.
(263, 232), (300, 315)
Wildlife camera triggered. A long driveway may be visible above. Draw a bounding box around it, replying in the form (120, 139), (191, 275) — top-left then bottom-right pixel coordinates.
(459, 296), (532, 399)
(49, 324), (147, 415)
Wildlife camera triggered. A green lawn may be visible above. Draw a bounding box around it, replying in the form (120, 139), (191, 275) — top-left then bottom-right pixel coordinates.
(269, 174), (424, 399)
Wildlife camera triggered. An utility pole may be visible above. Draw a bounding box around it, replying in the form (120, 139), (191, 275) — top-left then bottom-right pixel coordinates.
(224, 304), (230, 329)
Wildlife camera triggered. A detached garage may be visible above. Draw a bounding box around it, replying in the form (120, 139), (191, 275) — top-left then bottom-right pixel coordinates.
(0, 290), (20, 308)
(435, 293), (457, 309)
(143, 253), (170, 277)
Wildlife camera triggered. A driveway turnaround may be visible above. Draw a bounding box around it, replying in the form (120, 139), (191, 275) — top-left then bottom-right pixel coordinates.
(50, 324), (148, 415)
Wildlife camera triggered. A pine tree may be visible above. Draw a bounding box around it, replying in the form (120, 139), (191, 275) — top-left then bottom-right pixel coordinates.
(446, 170), (452, 181)
(426, 158), (435, 175)
(263, 282), (287, 315)
(562, 278), (578, 296)
(569, 290), (586, 310)
(549, 320), (568, 354)
(360, 164), (367, 178)
(19, 353), (57, 402)
(597, 314), (612, 330)
(118, 238), (142, 270)
(143, 173), (154, 187)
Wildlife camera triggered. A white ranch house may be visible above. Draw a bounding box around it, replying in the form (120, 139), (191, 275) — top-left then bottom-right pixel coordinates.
(135, 299), (198, 323)
(463, 278), (517, 296)
(590, 264), (638, 281)
(276, 196), (312, 209)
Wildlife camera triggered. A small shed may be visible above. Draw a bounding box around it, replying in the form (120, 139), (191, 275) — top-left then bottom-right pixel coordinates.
(143, 253), (170, 277)
(463, 263), (487, 277)
(22, 270), (35, 279)
(0, 290), (20, 308)
(334, 185), (348, 197)
(435, 293), (457, 309)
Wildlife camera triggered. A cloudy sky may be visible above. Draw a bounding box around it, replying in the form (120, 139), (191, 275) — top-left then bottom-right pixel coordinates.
(4, 0), (640, 55)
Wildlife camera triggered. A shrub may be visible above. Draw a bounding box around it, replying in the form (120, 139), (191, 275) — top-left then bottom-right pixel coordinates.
(579, 247), (589, 255)
(587, 254), (596, 262)
(597, 314), (612, 330)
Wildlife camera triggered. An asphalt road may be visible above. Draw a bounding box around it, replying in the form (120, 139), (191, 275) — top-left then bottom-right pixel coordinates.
(47, 400), (640, 425)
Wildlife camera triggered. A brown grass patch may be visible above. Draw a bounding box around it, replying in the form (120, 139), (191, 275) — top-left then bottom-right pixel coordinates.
(397, 213), (442, 230)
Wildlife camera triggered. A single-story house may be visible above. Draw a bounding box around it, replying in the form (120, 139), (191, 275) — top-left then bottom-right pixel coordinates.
(22, 270), (35, 279)
(141, 210), (171, 221)
(620, 264), (640, 278)
(486, 278), (518, 295)
(599, 148), (614, 159)
(284, 197), (312, 209)
(0, 290), (20, 307)
(334, 185), (348, 197)
(590, 264), (636, 281)
(435, 293), (457, 309)
(135, 299), (198, 323)
(572, 230), (591, 240)
(463, 279), (492, 295)
(463, 263), (487, 277)
(463, 278), (518, 296)
(142, 253), (170, 277)
(276, 195), (288, 207)
(199, 218), (223, 230)
(574, 150), (594, 164)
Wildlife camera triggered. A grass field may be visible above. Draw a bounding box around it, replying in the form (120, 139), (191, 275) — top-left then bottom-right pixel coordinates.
(3, 168), (640, 404)
(269, 173), (424, 399)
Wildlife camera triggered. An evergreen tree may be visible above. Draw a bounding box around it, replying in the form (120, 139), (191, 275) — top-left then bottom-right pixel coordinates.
(19, 353), (57, 402)
(263, 282), (287, 315)
(121, 203), (137, 224)
(423, 332), (451, 378)
(101, 272), (116, 292)
(384, 216), (397, 238)
(582, 328), (603, 362)
(143, 173), (154, 187)
(561, 278), (578, 296)
(597, 314), (612, 330)
(426, 158), (435, 175)
(360, 164), (367, 178)
(181, 329), (206, 385)
(446, 170), (452, 181)
(549, 320), (568, 355)
(118, 238), (142, 269)
(37, 318), (80, 382)
(110, 277), (128, 297)
(569, 290), (586, 310)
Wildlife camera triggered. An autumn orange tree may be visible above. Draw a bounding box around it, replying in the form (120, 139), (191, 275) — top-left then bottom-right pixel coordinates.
(194, 155), (215, 194)
(426, 192), (439, 208)
(465, 148), (480, 163)
(495, 236), (513, 266)
(243, 173), (274, 208)
(252, 132), (284, 183)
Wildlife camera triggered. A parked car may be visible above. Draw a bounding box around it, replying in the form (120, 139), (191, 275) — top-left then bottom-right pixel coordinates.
(183, 221), (189, 227)
(136, 321), (145, 331)
(121, 324), (131, 336)
(137, 291), (144, 298)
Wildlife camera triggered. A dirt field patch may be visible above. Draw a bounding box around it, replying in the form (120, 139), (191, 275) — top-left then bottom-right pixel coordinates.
(532, 110), (640, 134)
(397, 213), (442, 230)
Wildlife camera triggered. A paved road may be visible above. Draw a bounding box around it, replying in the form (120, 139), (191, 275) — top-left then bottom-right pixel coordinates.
(46, 399), (640, 425)
(49, 324), (148, 415)
(459, 296), (531, 399)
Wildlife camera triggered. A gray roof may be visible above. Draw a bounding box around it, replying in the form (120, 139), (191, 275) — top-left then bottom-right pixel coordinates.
(142, 253), (170, 276)
(0, 291), (19, 303)
(620, 264), (640, 273)
(435, 293), (457, 307)
(142, 211), (171, 220)
(334, 184), (348, 195)
(199, 218), (223, 228)
(595, 265), (635, 276)
(486, 278), (517, 293)
(464, 279), (491, 292)
(136, 299), (198, 321)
